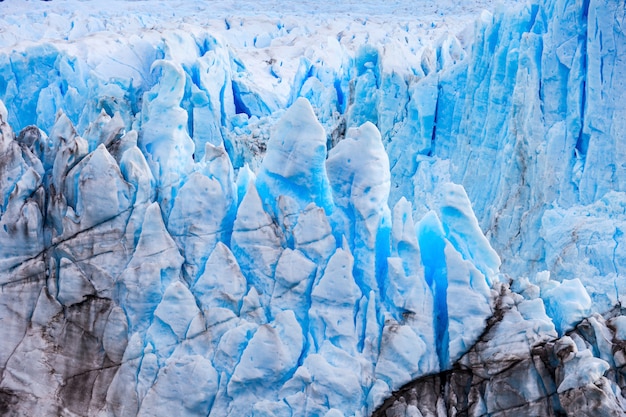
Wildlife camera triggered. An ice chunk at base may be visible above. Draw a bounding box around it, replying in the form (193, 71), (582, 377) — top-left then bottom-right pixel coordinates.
(555, 336), (610, 393)
(540, 276), (592, 336)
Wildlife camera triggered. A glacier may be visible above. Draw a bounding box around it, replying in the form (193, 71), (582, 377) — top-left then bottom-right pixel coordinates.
(1, 0), (626, 415)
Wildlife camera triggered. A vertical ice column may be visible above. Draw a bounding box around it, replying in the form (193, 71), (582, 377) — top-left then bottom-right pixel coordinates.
(0, 99), (45, 267)
(231, 182), (283, 305)
(116, 203), (184, 335)
(168, 143), (237, 282)
(189, 37), (236, 160)
(138, 60), (194, 219)
(256, 97), (334, 216)
(413, 182), (496, 369)
(374, 198), (438, 394)
(438, 183), (500, 284)
(326, 121), (391, 295)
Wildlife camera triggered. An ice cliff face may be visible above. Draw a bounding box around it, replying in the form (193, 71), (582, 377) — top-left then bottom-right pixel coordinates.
(0, 0), (626, 415)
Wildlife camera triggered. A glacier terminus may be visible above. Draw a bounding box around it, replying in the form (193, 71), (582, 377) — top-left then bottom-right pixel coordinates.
(1, 0), (626, 416)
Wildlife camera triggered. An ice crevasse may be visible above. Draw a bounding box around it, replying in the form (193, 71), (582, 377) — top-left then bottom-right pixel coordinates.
(1, 0), (626, 415)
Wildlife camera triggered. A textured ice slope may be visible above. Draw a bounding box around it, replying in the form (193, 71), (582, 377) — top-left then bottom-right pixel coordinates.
(1, 0), (626, 415)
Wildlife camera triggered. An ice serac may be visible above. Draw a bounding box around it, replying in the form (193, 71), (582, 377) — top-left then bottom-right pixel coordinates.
(193, 242), (247, 317)
(137, 348), (218, 417)
(117, 202), (184, 334)
(270, 247), (317, 322)
(256, 97), (333, 215)
(0, 100), (44, 270)
(139, 60), (194, 219)
(168, 142), (237, 281)
(309, 245), (361, 354)
(374, 198), (437, 394)
(230, 181), (283, 305)
(438, 183), (500, 283)
(326, 121), (391, 295)
(65, 143), (131, 231)
(411, 190), (494, 372)
(227, 311), (303, 415)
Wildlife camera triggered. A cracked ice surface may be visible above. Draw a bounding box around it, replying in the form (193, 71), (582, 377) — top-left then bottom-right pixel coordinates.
(1, 0), (626, 415)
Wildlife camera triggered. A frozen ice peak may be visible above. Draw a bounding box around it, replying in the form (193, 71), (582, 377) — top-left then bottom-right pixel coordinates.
(139, 60), (194, 218)
(117, 202), (184, 334)
(326, 121), (391, 294)
(168, 142), (237, 281)
(257, 97), (334, 216)
(437, 182), (501, 283)
(310, 245), (361, 353)
(327, 122), (391, 234)
(67, 144), (131, 229)
(231, 181), (283, 304)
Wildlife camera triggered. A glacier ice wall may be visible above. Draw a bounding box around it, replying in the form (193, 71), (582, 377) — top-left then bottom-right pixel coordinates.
(0, 88), (497, 416)
(1, 0), (626, 415)
(0, 67), (501, 417)
(427, 0), (626, 314)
